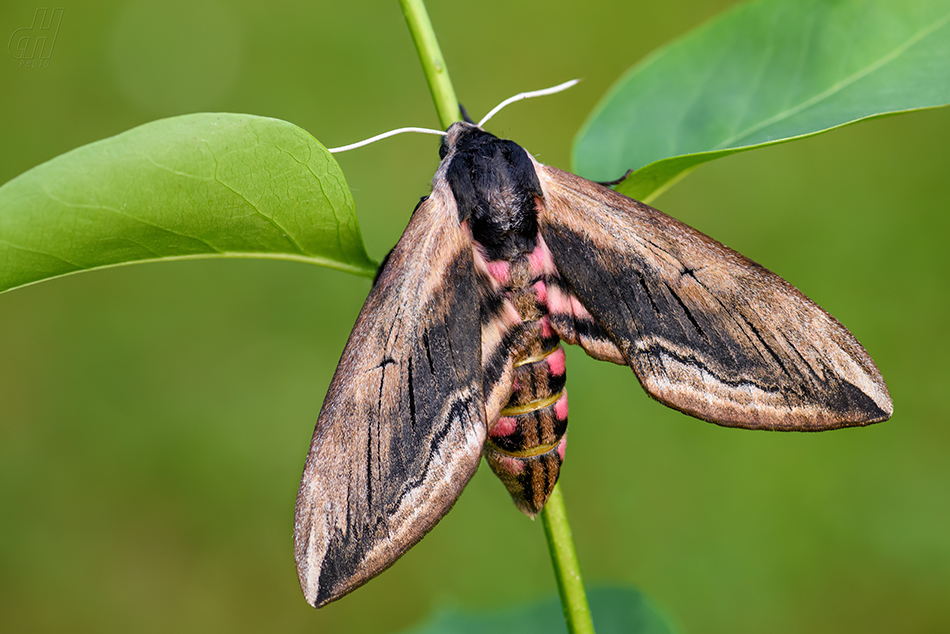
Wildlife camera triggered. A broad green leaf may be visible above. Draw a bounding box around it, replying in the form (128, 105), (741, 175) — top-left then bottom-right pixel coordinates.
(0, 113), (376, 294)
(573, 0), (950, 202)
(398, 587), (679, 634)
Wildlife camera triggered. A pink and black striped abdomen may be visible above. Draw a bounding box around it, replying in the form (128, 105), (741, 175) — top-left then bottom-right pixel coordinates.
(477, 236), (570, 516)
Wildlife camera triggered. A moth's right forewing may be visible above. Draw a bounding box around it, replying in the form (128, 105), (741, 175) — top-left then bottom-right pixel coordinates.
(294, 187), (487, 608)
(535, 164), (892, 430)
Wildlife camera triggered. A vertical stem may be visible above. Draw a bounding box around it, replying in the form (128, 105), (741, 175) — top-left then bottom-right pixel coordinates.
(541, 484), (596, 634)
(399, 0), (461, 129)
(398, 2), (593, 630)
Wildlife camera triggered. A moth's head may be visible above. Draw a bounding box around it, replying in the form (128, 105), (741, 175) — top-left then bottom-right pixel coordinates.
(439, 121), (488, 161)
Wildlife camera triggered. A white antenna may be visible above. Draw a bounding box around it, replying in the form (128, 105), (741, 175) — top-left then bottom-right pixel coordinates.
(327, 127), (446, 154)
(477, 79), (580, 128)
(327, 79), (580, 153)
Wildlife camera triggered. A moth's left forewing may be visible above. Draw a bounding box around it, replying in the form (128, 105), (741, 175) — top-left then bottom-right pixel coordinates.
(294, 182), (488, 608)
(532, 161), (892, 430)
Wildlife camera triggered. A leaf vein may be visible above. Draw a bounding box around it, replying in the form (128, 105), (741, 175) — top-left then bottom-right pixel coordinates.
(0, 236), (86, 270)
(713, 10), (950, 150)
(205, 143), (308, 256)
(41, 191), (224, 254)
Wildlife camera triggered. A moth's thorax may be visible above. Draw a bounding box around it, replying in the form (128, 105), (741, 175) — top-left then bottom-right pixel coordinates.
(443, 123), (542, 261)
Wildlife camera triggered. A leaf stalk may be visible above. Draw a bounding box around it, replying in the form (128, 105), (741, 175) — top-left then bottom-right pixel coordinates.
(541, 485), (596, 634)
(399, 0), (461, 129)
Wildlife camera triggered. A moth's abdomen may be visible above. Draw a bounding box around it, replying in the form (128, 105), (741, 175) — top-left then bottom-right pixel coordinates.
(485, 335), (569, 517)
(479, 239), (569, 517)
(490, 346), (568, 453)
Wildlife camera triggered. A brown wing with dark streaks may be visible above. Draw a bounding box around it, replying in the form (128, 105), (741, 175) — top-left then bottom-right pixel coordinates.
(534, 162), (892, 430)
(294, 183), (488, 608)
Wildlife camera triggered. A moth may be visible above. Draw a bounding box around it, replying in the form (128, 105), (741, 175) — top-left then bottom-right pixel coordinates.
(294, 117), (892, 608)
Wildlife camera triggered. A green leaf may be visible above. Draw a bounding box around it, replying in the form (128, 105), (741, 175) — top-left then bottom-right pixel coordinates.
(573, 0), (950, 202)
(398, 587), (679, 634)
(0, 113), (376, 294)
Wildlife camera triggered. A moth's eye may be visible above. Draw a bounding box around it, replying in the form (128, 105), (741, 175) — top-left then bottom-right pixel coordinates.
(439, 137), (449, 160)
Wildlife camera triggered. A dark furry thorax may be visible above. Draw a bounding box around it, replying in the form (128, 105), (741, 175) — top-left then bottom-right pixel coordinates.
(443, 124), (542, 261)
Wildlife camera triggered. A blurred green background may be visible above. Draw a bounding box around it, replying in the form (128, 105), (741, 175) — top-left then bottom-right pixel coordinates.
(1, 1), (947, 632)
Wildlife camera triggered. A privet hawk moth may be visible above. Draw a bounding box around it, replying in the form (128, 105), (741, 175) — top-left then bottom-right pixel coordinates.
(293, 120), (892, 608)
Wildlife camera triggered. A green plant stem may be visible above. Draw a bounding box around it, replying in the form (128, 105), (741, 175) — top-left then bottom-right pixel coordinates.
(399, 0), (461, 129)
(399, 3), (593, 630)
(541, 485), (596, 634)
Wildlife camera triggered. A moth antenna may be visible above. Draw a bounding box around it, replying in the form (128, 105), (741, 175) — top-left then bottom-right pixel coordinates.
(477, 79), (580, 128)
(327, 127), (446, 154)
